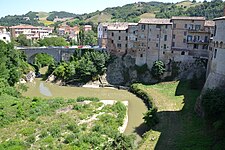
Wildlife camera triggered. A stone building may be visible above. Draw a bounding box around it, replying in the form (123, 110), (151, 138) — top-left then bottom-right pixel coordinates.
(171, 17), (214, 61)
(106, 23), (129, 56)
(98, 16), (215, 70)
(97, 23), (108, 48)
(136, 19), (173, 68)
(203, 16), (225, 89)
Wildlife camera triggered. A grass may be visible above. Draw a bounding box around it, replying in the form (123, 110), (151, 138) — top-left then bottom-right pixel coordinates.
(138, 81), (214, 150)
(140, 13), (155, 19)
(38, 12), (50, 18)
(38, 20), (54, 26)
(0, 96), (127, 149)
(85, 13), (112, 24)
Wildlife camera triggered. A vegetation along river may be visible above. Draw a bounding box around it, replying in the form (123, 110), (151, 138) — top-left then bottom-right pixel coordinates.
(23, 78), (148, 141)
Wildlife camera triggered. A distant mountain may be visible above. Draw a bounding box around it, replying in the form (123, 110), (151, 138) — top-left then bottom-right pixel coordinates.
(0, 0), (224, 27)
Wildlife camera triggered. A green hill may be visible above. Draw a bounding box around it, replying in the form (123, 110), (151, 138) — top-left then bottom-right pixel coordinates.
(0, 0), (224, 27)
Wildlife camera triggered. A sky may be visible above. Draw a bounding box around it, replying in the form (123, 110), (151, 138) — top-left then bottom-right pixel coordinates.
(0, 0), (206, 17)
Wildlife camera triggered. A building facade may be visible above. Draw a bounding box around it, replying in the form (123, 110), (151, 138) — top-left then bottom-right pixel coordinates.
(98, 16), (214, 69)
(10, 25), (53, 40)
(0, 26), (11, 43)
(203, 16), (225, 89)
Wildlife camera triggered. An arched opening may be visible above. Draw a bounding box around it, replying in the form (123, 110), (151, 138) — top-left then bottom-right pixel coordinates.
(220, 41), (223, 48)
(181, 51), (185, 55)
(216, 41), (219, 48)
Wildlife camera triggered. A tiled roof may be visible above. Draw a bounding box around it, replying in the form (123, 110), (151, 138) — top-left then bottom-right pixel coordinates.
(10, 25), (39, 29)
(213, 16), (225, 21)
(139, 19), (172, 24)
(172, 16), (205, 20)
(107, 23), (129, 30)
(204, 21), (215, 27)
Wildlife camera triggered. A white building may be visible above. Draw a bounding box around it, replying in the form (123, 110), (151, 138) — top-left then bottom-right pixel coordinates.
(0, 26), (11, 43)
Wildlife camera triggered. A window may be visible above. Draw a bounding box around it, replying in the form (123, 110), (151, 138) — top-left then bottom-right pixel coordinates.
(185, 24), (187, 28)
(156, 25), (161, 28)
(195, 25), (201, 31)
(140, 54), (143, 57)
(214, 25), (217, 36)
(112, 32), (114, 36)
(126, 36), (128, 40)
(135, 38), (137, 41)
(119, 30), (121, 33)
(117, 43), (122, 48)
(173, 24), (176, 29)
(214, 49), (217, 58)
(3, 37), (6, 40)
(172, 42), (175, 47)
(142, 43), (144, 46)
(164, 44), (166, 49)
(183, 39), (186, 43)
(194, 44), (198, 49)
(184, 31), (187, 36)
(181, 51), (185, 55)
(112, 40), (114, 44)
(125, 44), (127, 48)
(156, 43), (159, 47)
(118, 36), (121, 40)
(141, 24), (146, 30)
(126, 29), (128, 33)
(165, 25), (168, 29)
(164, 35), (167, 41)
(157, 34), (159, 38)
(133, 31), (135, 34)
(173, 34), (175, 39)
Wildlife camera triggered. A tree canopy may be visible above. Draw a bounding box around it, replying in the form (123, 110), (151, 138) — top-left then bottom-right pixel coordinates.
(38, 37), (68, 46)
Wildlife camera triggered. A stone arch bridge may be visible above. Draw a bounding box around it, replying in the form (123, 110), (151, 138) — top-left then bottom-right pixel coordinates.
(19, 47), (90, 63)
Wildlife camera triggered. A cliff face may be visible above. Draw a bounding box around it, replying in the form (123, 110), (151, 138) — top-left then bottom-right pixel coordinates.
(106, 55), (156, 85)
(106, 55), (207, 86)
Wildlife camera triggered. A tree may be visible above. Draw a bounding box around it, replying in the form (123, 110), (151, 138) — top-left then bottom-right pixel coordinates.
(16, 34), (30, 47)
(38, 37), (68, 46)
(34, 53), (55, 68)
(151, 60), (166, 79)
(84, 30), (97, 46)
(104, 133), (135, 150)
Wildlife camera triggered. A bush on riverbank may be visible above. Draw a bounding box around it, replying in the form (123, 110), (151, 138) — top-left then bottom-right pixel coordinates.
(129, 84), (158, 128)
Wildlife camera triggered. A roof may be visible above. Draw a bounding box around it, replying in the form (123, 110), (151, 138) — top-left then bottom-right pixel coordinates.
(10, 25), (39, 29)
(213, 16), (225, 21)
(107, 23), (129, 31)
(0, 26), (5, 29)
(84, 25), (92, 28)
(139, 19), (172, 24)
(128, 23), (138, 26)
(204, 21), (215, 27)
(171, 16), (206, 20)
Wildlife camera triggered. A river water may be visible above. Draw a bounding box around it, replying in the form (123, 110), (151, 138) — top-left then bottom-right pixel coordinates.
(23, 79), (148, 141)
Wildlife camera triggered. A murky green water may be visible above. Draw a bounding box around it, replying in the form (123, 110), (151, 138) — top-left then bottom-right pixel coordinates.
(23, 79), (148, 141)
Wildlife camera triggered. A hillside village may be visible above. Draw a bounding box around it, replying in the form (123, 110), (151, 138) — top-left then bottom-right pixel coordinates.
(1, 1), (225, 149)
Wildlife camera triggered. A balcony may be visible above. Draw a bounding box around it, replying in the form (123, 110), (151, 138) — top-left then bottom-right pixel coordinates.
(188, 29), (209, 33)
(187, 40), (209, 44)
(188, 50), (209, 58)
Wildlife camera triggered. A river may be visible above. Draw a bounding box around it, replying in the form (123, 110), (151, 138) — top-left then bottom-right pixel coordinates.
(23, 79), (148, 141)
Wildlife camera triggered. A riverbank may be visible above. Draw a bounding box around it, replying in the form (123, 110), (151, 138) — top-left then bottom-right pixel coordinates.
(23, 78), (148, 142)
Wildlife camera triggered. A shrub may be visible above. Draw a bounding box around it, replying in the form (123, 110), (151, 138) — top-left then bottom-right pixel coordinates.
(76, 96), (100, 102)
(143, 107), (159, 128)
(130, 84), (159, 128)
(202, 88), (225, 118)
(151, 60), (166, 79)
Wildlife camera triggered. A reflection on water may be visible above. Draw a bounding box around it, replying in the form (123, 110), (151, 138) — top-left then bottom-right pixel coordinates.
(39, 82), (52, 97)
